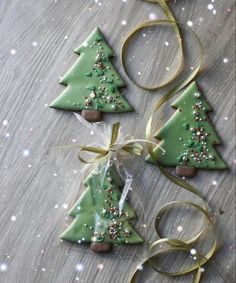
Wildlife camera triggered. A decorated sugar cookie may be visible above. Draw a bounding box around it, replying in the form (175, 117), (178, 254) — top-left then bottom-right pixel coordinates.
(146, 81), (227, 177)
(60, 163), (143, 252)
(50, 28), (133, 122)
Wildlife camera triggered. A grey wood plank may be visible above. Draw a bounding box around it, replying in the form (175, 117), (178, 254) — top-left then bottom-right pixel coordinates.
(0, 0), (235, 282)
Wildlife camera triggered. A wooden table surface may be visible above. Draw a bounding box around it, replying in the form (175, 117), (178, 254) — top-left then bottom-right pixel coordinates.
(0, 0), (235, 282)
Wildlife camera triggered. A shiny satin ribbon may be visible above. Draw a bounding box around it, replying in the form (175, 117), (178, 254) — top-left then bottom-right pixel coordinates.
(58, 122), (160, 164)
(121, 1), (228, 283)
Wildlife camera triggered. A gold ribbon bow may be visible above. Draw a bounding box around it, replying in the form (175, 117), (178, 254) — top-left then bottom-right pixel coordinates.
(77, 122), (144, 164)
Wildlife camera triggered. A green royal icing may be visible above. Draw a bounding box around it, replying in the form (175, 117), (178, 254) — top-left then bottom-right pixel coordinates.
(60, 164), (143, 245)
(50, 28), (133, 113)
(146, 81), (227, 169)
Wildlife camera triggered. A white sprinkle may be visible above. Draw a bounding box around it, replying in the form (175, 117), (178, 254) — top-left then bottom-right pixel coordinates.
(213, 9), (216, 15)
(5, 133), (10, 138)
(64, 36), (68, 40)
(76, 264), (84, 272)
(23, 149), (30, 157)
(137, 71), (141, 76)
(10, 49), (16, 55)
(187, 21), (193, 27)
(53, 173), (57, 177)
(121, 20), (127, 26)
(32, 41), (38, 47)
(2, 120), (8, 126)
(223, 58), (229, 63)
(201, 267), (205, 273)
(11, 215), (17, 221)
(90, 131), (94, 135)
(177, 225), (183, 232)
(41, 267), (46, 272)
(149, 13), (157, 20)
(0, 263), (8, 272)
(212, 180), (217, 186)
(164, 41), (169, 46)
(224, 116), (228, 120)
(72, 139), (76, 143)
(54, 204), (59, 209)
(166, 67), (170, 71)
(190, 248), (197, 255)
(45, 103), (48, 107)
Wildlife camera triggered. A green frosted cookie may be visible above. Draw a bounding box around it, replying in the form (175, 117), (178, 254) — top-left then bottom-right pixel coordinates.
(146, 81), (227, 176)
(60, 163), (143, 251)
(50, 28), (133, 121)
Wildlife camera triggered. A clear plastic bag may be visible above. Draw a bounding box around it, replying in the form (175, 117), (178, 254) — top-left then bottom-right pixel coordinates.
(59, 114), (149, 258)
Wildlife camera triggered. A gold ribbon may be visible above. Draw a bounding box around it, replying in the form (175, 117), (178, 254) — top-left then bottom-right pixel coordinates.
(121, 1), (228, 283)
(77, 122), (144, 164)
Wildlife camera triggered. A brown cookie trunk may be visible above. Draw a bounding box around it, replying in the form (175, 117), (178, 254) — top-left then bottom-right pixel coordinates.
(90, 242), (112, 253)
(82, 110), (102, 122)
(176, 166), (196, 177)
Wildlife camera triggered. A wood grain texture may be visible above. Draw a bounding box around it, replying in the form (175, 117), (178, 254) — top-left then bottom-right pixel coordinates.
(0, 0), (235, 282)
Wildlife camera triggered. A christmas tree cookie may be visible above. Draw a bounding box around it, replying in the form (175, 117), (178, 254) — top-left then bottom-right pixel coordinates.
(50, 28), (133, 122)
(146, 81), (227, 177)
(60, 163), (143, 252)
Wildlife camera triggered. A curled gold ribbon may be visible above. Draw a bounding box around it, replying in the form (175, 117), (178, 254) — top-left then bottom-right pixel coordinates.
(58, 122), (160, 164)
(121, 1), (228, 283)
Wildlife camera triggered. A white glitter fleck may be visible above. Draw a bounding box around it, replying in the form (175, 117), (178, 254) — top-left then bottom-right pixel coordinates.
(137, 71), (141, 76)
(41, 267), (46, 272)
(32, 41), (38, 47)
(11, 215), (17, 221)
(54, 204), (59, 209)
(64, 36), (68, 40)
(0, 263), (8, 272)
(5, 133), (10, 138)
(76, 264), (84, 272)
(62, 204), (68, 209)
(164, 41), (169, 46)
(224, 116), (228, 120)
(212, 180), (217, 186)
(121, 20), (127, 26)
(2, 120), (8, 126)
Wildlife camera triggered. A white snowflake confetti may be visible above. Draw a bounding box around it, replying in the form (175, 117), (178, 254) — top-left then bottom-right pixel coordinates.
(2, 120), (8, 126)
(177, 225), (183, 232)
(76, 264), (84, 272)
(149, 13), (157, 20)
(32, 41), (38, 47)
(137, 265), (144, 271)
(11, 215), (17, 221)
(97, 264), (104, 270)
(187, 21), (193, 27)
(0, 263), (8, 272)
(190, 248), (197, 255)
(10, 49), (16, 55)
(207, 4), (214, 10)
(62, 204), (68, 209)
(23, 149), (30, 157)
(223, 58), (229, 63)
